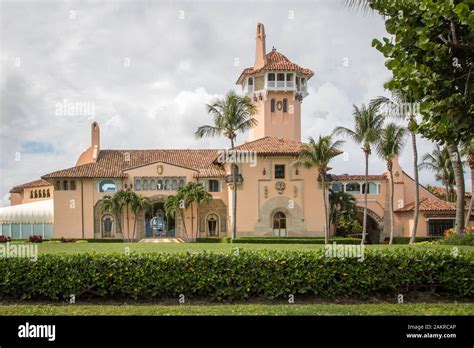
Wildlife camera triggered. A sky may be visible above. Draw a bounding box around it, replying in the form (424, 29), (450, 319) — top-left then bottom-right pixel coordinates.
(0, 0), (470, 206)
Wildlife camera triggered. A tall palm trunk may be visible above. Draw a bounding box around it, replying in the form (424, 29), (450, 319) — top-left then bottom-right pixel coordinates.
(388, 161), (395, 245)
(362, 147), (369, 245)
(447, 144), (465, 233)
(126, 208), (130, 242)
(180, 210), (189, 241)
(465, 157), (474, 228)
(320, 170), (329, 245)
(409, 130), (419, 244)
(190, 202), (195, 241)
(230, 138), (237, 240)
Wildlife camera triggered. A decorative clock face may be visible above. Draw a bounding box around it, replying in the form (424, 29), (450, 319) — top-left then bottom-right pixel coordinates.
(276, 101), (283, 111)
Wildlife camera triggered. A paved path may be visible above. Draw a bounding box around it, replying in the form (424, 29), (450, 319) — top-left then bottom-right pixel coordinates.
(139, 238), (185, 243)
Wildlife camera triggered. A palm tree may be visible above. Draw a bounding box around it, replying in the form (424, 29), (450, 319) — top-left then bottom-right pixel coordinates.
(446, 144), (466, 233)
(195, 91), (257, 239)
(130, 194), (152, 241)
(333, 104), (384, 245)
(165, 191), (189, 241)
(100, 194), (123, 236)
(419, 144), (455, 202)
(461, 137), (474, 227)
(375, 123), (407, 244)
(329, 190), (358, 236)
(115, 189), (135, 242)
(294, 135), (344, 244)
(181, 182), (212, 241)
(370, 93), (421, 244)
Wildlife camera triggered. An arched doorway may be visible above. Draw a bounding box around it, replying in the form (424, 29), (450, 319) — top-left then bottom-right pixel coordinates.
(145, 202), (175, 237)
(355, 208), (383, 244)
(207, 213), (219, 237)
(101, 214), (115, 238)
(273, 211), (287, 237)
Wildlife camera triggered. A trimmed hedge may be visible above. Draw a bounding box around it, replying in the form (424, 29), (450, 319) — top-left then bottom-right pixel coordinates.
(196, 237), (232, 243)
(384, 237), (442, 244)
(0, 248), (472, 301)
(233, 237), (362, 244)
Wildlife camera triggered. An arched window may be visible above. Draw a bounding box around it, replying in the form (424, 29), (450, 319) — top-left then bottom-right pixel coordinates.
(362, 182), (378, 194)
(273, 211), (287, 237)
(157, 179), (163, 190)
(207, 214), (219, 237)
(70, 180), (76, 191)
(282, 98), (288, 113)
(42, 189), (46, 197)
(46, 189), (50, 197)
(38, 190), (42, 198)
(270, 98), (275, 112)
(99, 180), (117, 193)
(345, 182), (361, 194)
(150, 179), (156, 190)
(248, 77), (253, 92)
(172, 179), (177, 190)
(135, 179), (142, 191)
(102, 215), (114, 238)
(34, 190), (38, 198)
(143, 179), (149, 190)
(179, 179), (185, 189)
(331, 183), (344, 192)
(55, 181), (61, 191)
(30, 191), (33, 199)
(63, 180), (69, 191)
(164, 179), (171, 190)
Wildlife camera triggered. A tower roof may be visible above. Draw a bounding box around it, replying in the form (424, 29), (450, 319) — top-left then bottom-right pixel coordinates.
(236, 48), (314, 84)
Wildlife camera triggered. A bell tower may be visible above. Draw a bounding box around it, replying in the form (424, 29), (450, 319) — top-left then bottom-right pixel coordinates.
(236, 23), (314, 142)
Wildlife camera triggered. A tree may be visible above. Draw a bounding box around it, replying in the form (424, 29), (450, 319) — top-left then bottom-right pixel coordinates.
(165, 191), (189, 241)
(195, 91), (257, 239)
(100, 194), (123, 236)
(329, 190), (359, 236)
(370, 0), (473, 233)
(333, 104), (385, 244)
(375, 123), (407, 244)
(461, 137), (474, 227)
(130, 194), (152, 241)
(294, 135), (344, 244)
(115, 189), (135, 242)
(419, 144), (456, 202)
(370, 92), (421, 244)
(180, 182), (212, 241)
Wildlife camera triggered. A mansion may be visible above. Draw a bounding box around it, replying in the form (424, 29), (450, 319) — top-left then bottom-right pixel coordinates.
(1, 24), (471, 242)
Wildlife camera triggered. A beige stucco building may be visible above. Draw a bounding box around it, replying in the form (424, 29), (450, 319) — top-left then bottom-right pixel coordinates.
(2, 23), (472, 242)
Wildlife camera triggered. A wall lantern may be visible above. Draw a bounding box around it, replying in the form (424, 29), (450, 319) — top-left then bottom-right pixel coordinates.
(263, 168), (266, 175)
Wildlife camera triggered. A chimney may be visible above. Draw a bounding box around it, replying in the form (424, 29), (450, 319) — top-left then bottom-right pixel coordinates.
(91, 122), (100, 162)
(254, 23), (267, 69)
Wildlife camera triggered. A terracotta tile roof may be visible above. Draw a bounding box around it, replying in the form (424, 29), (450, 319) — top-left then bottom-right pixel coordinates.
(332, 174), (387, 181)
(428, 185), (472, 199)
(42, 149), (226, 179)
(10, 179), (52, 193)
(237, 49), (314, 83)
(224, 136), (304, 158)
(395, 197), (460, 213)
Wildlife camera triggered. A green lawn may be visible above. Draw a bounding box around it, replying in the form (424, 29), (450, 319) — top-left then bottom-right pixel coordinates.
(0, 303), (472, 315)
(31, 242), (474, 255)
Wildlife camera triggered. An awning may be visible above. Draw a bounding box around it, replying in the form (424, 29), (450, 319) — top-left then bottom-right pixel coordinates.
(0, 199), (54, 224)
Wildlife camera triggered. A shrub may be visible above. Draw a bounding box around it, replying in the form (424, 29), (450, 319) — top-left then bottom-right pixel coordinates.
(233, 237), (361, 244)
(0, 236), (11, 243)
(196, 238), (222, 243)
(438, 227), (474, 246)
(28, 235), (43, 243)
(60, 237), (77, 243)
(384, 236), (442, 244)
(1, 248), (470, 301)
